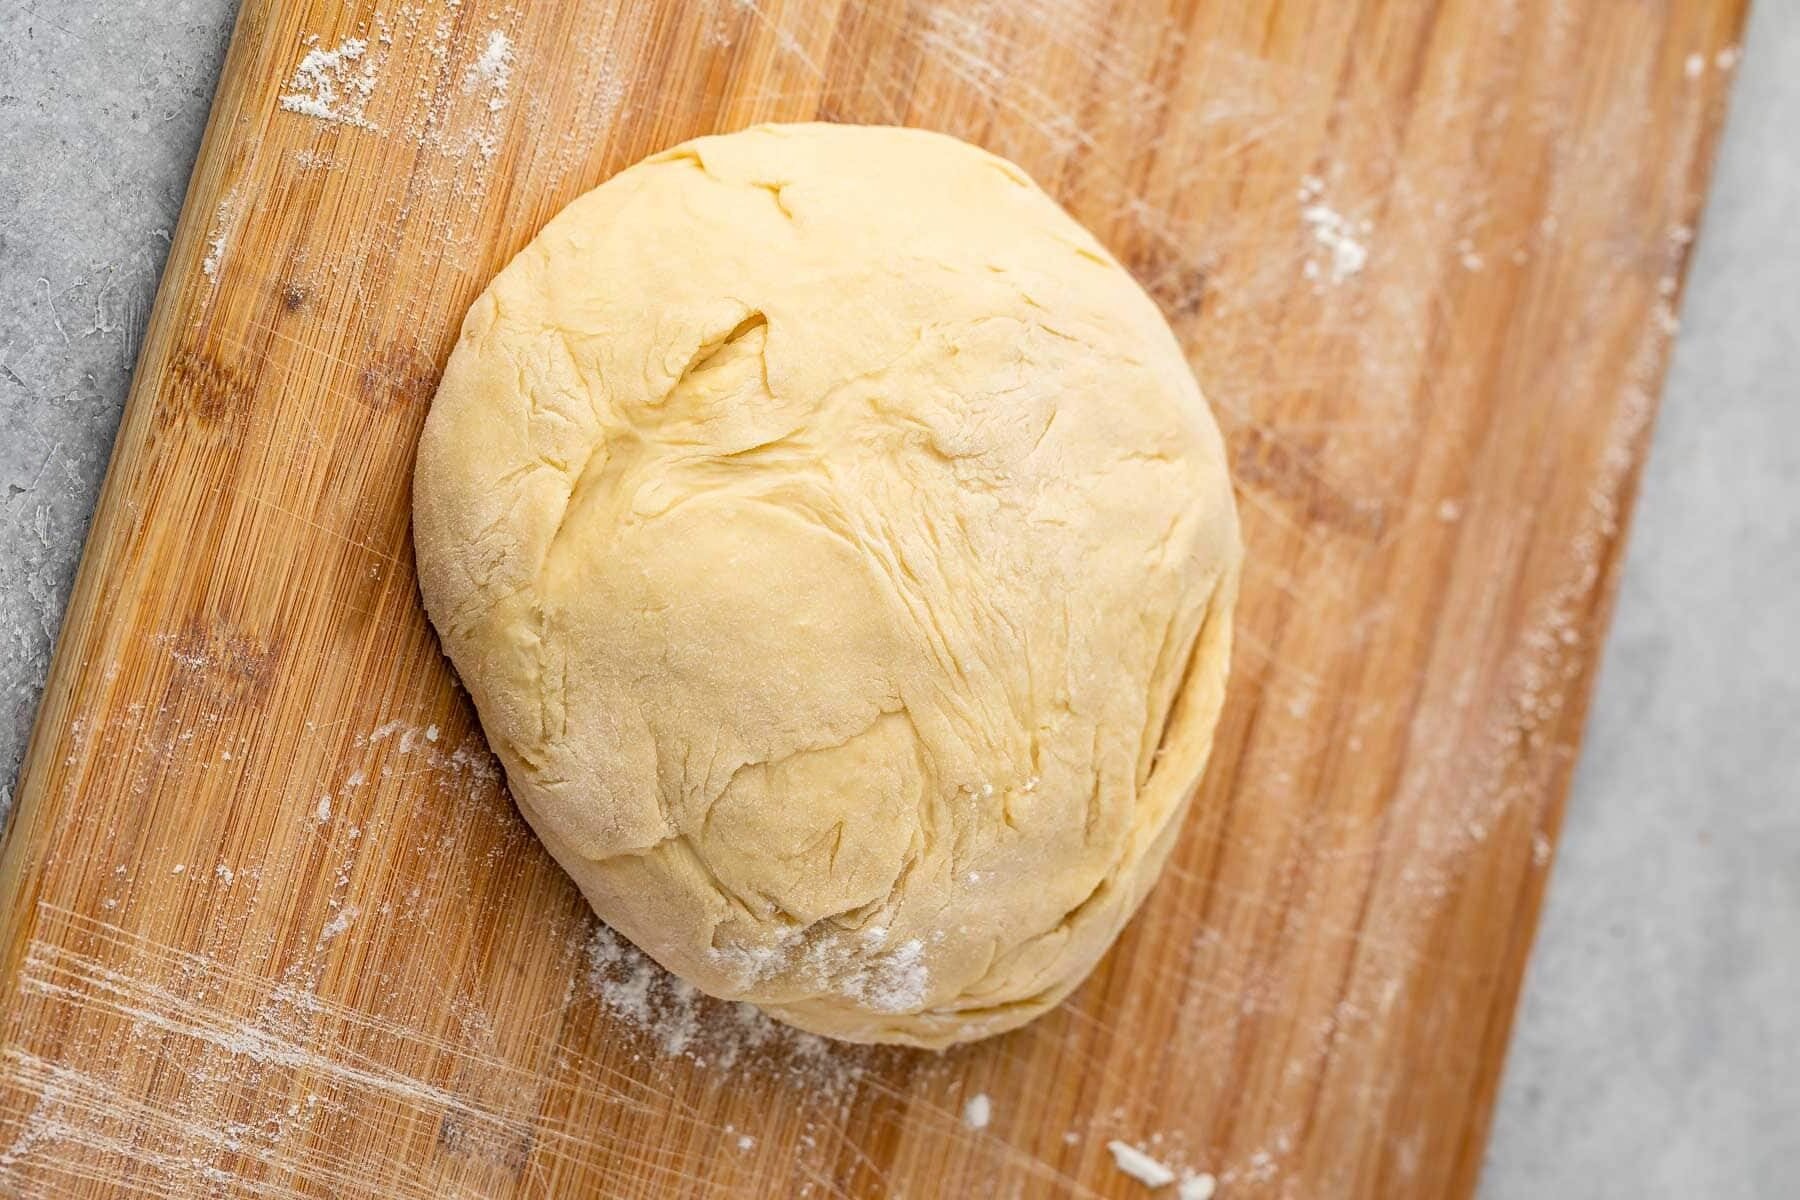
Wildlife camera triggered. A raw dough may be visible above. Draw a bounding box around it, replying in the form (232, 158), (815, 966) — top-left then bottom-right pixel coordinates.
(413, 124), (1241, 1047)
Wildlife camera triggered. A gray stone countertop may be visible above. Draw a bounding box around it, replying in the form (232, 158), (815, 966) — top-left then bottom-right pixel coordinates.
(1, 2), (1794, 1194)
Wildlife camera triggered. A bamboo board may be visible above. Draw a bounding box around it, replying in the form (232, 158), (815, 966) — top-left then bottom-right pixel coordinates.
(0, 0), (1749, 1195)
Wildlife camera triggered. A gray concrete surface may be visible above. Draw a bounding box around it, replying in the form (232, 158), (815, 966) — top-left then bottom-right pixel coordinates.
(1481, 3), (1800, 1195)
(0, 0), (234, 802)
(0, 2), (1794, 1194)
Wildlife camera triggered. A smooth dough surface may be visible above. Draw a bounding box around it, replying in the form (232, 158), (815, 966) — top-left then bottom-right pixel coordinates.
(414, 123), (1241, 1047)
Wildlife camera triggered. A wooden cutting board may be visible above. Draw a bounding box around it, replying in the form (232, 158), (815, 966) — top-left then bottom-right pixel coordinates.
(0, 0), (1748, 1196)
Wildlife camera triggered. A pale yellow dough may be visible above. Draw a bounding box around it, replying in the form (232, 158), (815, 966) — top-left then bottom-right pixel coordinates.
(413, 124), (1241, 1047)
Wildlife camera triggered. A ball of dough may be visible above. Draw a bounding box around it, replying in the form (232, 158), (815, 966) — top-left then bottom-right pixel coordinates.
(414, 124), (1241, 1047)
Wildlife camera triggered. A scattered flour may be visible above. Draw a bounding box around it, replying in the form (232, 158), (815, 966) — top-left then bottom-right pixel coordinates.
(292, 147), (340, 173)
(1108, 1139), (1177, 1188)
(318, 906), (358, 945)
(962, 1092), (992, 1130)
(366, 719), (407, 744)
(464, 30), (515, 110)
(315, 795), (331, 823)
(387, 10), (520, 166)
(583, 925), (867, 1093)
(200, 187), (239, 280)
(278, 36), (381, 129)
(583, 926), (710, 1060)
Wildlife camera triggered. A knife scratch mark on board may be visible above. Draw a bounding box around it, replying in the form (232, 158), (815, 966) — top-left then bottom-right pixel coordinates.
(2, 909), (733, 1195)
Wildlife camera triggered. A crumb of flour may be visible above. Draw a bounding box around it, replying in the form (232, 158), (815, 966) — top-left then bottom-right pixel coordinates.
(962, 1092), (991, 1130)
(1108, 1140), (1177, 1188)
(1178, 1171), (1218, 1200)
(1296, 175), (1371, 285)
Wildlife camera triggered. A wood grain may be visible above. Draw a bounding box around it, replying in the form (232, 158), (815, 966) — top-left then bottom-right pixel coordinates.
(0, 0), (1748, 1196)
